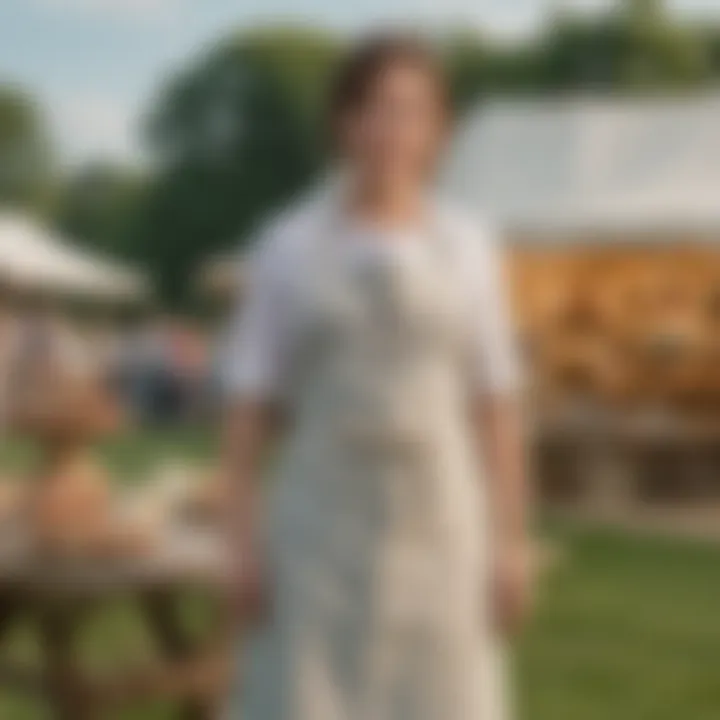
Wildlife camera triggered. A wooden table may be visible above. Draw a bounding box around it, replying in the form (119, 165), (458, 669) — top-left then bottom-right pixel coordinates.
(536, 409), (720, 511)
(0, 524), (231, 719)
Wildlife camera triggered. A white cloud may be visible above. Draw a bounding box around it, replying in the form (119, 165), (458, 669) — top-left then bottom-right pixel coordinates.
(49, 93), (142, 167)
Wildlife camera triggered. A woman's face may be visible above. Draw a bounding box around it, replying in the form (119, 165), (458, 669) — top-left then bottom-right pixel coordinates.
(338, 63), (446, 190)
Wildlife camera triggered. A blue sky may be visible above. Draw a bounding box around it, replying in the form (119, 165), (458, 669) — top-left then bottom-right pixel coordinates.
(1, 0), (718, 166)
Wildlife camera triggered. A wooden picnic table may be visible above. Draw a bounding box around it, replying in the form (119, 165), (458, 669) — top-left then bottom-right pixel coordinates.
(0, 523), (231, 719)
(535, 408), (720, 511)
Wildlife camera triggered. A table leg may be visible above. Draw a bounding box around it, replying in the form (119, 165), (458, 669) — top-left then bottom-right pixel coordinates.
(141, 589), (221, 720)
(39, 601), (95, 720)
(581, 442), (637, 518)
(0, 592), (21, 642)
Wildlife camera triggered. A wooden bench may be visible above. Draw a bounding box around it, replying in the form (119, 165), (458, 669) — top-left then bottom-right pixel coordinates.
(0, 524), (230, 719)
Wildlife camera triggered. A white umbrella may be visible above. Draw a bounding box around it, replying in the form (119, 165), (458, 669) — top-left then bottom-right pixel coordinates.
(0, 212), (148, 302)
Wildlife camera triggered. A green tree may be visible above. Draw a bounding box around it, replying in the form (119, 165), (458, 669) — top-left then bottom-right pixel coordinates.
(703, 25), (720, 77)
(53, 162), (145, 260)
(538, 0), (709, 91)
(0, 86), (53, 210)
(140, 27), (340, 305)
(443, 32), (493, 112)
(440, 31), (548, 115)
(619, 0), (710, 87)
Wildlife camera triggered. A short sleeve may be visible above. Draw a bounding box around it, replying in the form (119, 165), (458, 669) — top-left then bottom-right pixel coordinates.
(220, 227), (292, 402)
(468, 221), (523, 396)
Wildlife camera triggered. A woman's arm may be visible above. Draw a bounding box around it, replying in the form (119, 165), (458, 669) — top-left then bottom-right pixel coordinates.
(222, 400), (280, 622)
(474, 396), (529, 551)
(468, 217), (532, 634)
(473, 396), (531, 635)
(219, 220), (292, 622)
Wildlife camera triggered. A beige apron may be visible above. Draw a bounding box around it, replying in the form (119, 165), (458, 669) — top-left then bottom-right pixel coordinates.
(227, 219), (508, 720)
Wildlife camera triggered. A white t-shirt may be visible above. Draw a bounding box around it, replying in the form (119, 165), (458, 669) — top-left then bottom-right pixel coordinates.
(222, 193), (521, 401)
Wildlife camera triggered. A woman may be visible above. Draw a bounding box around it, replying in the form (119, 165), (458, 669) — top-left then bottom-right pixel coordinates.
(223, 35), (530, 720)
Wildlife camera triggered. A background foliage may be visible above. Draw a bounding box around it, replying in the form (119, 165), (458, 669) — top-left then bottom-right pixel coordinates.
(4, 0), (720, 306)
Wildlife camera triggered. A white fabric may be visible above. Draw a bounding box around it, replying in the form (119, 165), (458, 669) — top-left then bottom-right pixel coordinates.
(0, 212), (147, 301)
(224, 187), (514, 720)
(223, 193), (521, 401)
(443, 94), (720, 235)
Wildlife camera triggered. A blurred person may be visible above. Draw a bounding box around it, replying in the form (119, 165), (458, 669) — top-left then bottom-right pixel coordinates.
(166, 318), (209, 421)
(120, 314), (177, 423)
(222, 34), (529, 720)
(95, 324), (126, 391)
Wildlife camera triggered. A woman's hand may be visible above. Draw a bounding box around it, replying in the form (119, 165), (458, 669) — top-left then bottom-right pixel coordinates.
(492, 540), (533, 637)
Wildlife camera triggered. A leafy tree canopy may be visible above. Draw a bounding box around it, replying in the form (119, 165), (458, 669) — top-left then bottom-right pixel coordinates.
(0, 87), (53, 211)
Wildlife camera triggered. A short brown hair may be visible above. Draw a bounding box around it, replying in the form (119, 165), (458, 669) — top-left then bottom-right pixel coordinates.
(327, 33), (451, 140)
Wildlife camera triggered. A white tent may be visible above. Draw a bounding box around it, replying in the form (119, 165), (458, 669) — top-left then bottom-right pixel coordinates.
(0, 212), (148, 302)
(443, 94), (720, 238)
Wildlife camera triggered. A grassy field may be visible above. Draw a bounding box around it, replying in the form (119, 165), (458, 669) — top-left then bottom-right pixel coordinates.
(1, 430), (720, 719)
(0, 426), (218, 481)
(519, 526), (720, 720)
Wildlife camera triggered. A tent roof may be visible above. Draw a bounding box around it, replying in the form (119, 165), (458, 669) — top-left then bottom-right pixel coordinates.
(442, 93), (720, 238)
(0, 211), (148, 302)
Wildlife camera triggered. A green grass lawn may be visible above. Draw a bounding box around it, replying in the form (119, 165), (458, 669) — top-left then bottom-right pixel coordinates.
(519, 525), (720, 720)
(0, 425), (218, 482)
(1, 430), (720, 719)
